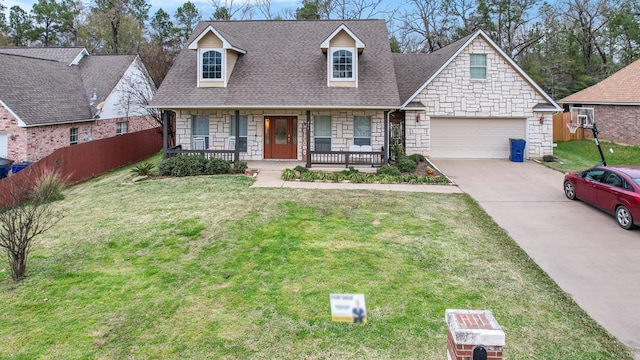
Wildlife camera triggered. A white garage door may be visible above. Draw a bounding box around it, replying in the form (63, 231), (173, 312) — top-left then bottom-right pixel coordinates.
(430, 118), (526, 158)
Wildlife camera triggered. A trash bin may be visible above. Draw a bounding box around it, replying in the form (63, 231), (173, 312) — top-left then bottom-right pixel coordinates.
(509, 138), (526, 162)
(0, 157), (14, 179)
(11, 161), (33, 174)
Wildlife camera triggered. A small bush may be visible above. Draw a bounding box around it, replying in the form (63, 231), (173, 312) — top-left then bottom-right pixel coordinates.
(349, 172), (364, 183)
(408, 154), (426, 163)
(300, 171), (316, 182)
(158, 155), (207, 177)
(542, 155), (556, 162)
(377, 165), (401, 177)
(231, 161), (248, 174)
(293, 165), (309, 173)
(207, 158), (231, 174)
(31, 168), (67, 203)
(364, 173), (378, 183)
(282, 168), (296, 181)
(396, 157), (417, 173)
(405, 174), (420, 184)
(131, 162), (155, 177)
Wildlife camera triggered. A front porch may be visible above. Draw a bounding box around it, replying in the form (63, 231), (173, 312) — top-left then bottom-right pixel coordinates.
(161, 109), (391, 168)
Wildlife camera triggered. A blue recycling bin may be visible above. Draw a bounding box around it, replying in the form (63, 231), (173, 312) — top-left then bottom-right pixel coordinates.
(11, 161), (33, 174)
(0, 157), (14, 179)
(509, 138), (526, 162)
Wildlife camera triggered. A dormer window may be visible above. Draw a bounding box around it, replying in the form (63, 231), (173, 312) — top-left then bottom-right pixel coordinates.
(332, 49), (354, 80)
(200, 49), (224, 81)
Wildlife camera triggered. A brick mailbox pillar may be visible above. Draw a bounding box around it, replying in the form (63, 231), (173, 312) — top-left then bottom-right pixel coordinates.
(446, 309), (505, 360)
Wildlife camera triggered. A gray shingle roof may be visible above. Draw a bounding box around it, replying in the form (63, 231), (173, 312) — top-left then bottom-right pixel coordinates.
(561, 58), (640, 104)
(150, 20), (401, 108)
(0, 47), (85, 64)
(0, 52), (136, 126)
(393, 34), (474, 104)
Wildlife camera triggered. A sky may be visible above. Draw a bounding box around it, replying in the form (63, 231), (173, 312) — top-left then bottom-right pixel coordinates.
(2, 0), (317, 22)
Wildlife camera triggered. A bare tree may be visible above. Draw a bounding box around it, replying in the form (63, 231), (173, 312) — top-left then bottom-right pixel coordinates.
(0, 168), (65, 282)
(209, 0), (254, 20)
(117, 58), (175, 146)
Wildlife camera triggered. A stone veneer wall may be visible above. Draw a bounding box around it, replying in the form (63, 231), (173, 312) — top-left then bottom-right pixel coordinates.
(588, 105), (640, 145)
(407, 37), (554, 159)
(173, 109), (385, 161)
(0, 104), (156, 162)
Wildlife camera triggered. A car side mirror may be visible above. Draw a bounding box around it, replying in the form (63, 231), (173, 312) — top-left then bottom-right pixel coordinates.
(577, 172), (584, 178)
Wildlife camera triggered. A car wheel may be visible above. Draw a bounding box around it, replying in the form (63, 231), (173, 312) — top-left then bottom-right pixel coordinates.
(564, 181), (576, 200)
(615, 205), (635, 230)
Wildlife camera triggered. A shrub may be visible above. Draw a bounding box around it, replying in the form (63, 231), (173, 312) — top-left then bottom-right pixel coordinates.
(300, 171), (316, 182)
(158, 155), (207, 177)
(31, 167), (68, 203)
(396, 157), (417, 173)
(377, 165), (401, 177)
(408, 154), (426, 163)
(281, 168), (296, 181)
(543, 155), (556, 162)
(293, 165), (309, 173)
(207, 158), (231, 174)
(349, 172), (364, 183)
(131, 162), (155, 177)
(231, 161), (248, 174)
(364, 173), (378, 183)
(405, 174), (420, 184)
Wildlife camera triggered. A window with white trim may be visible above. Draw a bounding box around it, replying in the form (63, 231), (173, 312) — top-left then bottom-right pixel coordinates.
(314, 116), (331, 151)
(116, 122), (128, 135)
(230, 115), (248, 152)
(201, 49), (223, 80)
(470, 54), (487, 79)
(331, 48), (354, 80)
(192, 115), (210, 149)
(70, 127), (78, 145)
(353, 116), (371, 146)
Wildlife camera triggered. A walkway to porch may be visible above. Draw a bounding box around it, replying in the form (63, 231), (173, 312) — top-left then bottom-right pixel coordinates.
(246, 161), (462, 194)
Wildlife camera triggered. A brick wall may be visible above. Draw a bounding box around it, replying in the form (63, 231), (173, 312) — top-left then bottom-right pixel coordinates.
(11, 115), (156, 162)
(588, 105), (640, 145)
(0, 105), (28, 160)
(173, 109), (385, 161)
(408, 37), (554, 158)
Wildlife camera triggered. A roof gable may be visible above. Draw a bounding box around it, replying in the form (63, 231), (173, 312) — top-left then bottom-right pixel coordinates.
(320, 24), (365, 49)
(187, 25), (247, 53)
(398, 30), (560, 110)
(561, 58), (640, 104)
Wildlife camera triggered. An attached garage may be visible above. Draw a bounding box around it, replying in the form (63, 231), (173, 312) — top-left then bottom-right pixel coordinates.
(429, 118), (526, 158)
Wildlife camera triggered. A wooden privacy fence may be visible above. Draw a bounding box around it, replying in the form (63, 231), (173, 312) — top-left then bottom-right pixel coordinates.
(553, 112), (585, 142)
(0, 127), (162, 209)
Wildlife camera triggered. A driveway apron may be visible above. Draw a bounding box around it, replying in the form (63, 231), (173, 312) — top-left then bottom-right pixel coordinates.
(434, 159), (640, 355)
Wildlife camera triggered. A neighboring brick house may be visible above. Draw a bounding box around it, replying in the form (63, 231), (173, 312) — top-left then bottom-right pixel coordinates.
(0, 47), (157, 162)
(561, 58), (640, 146)
(150, 20), (560, 164)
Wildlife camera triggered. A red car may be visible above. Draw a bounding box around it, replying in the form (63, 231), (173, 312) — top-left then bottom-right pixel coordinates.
(564, 165), (640, 230)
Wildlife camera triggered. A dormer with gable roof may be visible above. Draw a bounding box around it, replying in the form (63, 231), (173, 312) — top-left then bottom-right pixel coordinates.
(188, 25), (246, 88)
(320, 24), (365, 88)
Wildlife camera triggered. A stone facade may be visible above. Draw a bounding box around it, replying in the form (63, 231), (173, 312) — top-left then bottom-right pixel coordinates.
(407, 37), (554, 159)
(173, 108), (385, 161)
(587, 105), (640, 145)
(0, 102), (156, 162)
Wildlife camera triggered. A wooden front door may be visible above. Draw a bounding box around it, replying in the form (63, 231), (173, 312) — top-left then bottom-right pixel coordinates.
(264, 116), (297, 159)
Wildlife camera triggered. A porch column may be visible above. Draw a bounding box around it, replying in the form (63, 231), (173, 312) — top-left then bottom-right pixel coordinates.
(162, 110), (169, 159)
(383, 110), (389, 164)
(306, 110), (311, 168)
(234, 110), (240, 163)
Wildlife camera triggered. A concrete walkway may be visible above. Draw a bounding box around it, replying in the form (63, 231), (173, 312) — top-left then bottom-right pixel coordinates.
(433, 159), (640, 358)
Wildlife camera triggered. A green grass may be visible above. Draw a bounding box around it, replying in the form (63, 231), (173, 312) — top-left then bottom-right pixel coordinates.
(547, 139), (640, 173)
(0, 160), (632, 359)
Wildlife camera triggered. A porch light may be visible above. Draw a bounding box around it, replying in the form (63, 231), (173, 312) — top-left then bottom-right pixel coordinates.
(415, 113), (420, 123)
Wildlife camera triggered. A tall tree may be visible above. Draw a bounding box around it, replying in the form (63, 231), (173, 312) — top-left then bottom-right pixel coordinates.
(296, 0), (321, 19)
(174, 1), (200, 44)
(9, 6), (33, 46)
(89, 0), (146, 53)
(209, 0), (253, 20)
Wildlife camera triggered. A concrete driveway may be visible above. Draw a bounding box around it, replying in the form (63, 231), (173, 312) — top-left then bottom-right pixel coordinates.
(433, 159), (640, 356)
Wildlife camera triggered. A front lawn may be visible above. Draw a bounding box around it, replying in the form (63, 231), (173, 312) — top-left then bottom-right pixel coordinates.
(0, 164), (632, 359)
(546, 139), (640, 173)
